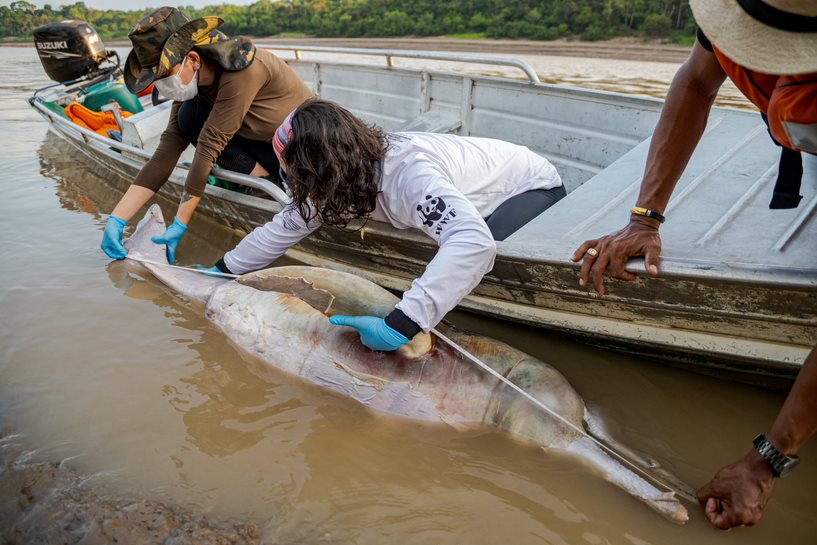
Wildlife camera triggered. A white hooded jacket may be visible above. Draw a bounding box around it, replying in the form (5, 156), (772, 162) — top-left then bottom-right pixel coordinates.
(223, 132), (561, 331)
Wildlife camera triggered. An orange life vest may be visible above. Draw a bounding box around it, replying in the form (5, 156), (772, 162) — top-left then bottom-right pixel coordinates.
(65, 102), (132, 137)
(713, 46), (817, 155)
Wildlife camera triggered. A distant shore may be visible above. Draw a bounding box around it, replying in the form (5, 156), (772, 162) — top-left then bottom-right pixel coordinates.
(4, 36), (692, 63)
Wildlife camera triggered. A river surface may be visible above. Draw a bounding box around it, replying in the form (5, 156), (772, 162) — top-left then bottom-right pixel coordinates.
(1, 46), (813, 544)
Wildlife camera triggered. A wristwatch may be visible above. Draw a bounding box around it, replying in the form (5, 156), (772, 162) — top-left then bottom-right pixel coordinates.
(753, 433), (800, 477)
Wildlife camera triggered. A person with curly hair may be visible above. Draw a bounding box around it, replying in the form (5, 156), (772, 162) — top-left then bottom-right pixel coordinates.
(204, 98), (565, 352)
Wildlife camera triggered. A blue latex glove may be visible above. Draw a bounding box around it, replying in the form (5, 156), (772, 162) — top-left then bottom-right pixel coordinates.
(101, 215), (128, 260)
(195, 265), (228, 278)
(151, 216), (188, 264)
(329, 315), (409, 352)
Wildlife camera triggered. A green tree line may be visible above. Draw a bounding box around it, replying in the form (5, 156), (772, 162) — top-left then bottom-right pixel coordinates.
(2, 0), (696, 42)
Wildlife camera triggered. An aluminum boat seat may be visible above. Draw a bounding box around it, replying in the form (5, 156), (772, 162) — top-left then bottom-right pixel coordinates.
(121, 100), (173, 149)
(121, 101), (196, 162)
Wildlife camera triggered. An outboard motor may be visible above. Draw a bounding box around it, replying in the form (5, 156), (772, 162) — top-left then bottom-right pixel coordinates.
(33, 20), (109, 83)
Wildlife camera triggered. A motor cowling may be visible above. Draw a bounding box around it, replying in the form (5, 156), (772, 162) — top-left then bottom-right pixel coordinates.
(33, 20), (108, 83)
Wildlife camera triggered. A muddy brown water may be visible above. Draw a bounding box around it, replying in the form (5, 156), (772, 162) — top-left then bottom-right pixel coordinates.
(1, 46), (813, 544)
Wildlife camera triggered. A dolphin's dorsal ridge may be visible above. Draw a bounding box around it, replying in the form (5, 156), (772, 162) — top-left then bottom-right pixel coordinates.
(241, 266), (433, 357)
(238, 274), (335, 314)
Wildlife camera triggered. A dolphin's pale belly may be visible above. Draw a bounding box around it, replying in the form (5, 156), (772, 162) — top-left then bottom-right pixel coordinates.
(207, 282), (492, 425)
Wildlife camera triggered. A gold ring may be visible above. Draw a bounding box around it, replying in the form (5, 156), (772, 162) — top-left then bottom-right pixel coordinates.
(586, 247), (599, 258)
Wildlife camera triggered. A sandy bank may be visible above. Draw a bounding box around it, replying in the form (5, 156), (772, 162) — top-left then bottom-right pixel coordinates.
(0, 429), (269, 545)
(250, 37), (692, 63)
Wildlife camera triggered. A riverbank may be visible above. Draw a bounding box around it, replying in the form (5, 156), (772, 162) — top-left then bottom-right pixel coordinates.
(4, 35), (692, 63)
(252, 37), (692, 63)
(0, 429), (266, 544)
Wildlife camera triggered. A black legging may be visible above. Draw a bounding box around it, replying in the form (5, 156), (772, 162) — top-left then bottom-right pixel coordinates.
(176, 96), (280, 176)
(485, 185), (567, 241)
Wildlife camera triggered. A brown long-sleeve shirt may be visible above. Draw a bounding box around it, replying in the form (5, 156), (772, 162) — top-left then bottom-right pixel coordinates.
(133, 47), (313, 197)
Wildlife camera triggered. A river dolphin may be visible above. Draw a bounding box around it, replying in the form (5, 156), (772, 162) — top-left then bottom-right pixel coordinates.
(123, 204), (689, 523)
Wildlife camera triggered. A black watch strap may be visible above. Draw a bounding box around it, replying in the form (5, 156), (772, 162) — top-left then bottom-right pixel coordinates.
(753, 433), (800, 477)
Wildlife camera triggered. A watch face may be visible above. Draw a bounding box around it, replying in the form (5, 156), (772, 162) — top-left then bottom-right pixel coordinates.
(778, 456), (800, 477)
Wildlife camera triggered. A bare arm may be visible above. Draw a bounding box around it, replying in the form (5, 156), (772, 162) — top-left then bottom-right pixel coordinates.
(768, 344), (817, 456)
(635, 40), (727, 214)
(110, 185), (156, 221)
(175, 191), (200, 225)
(698, 344), (817, 529)
(572, 41), (728, 295)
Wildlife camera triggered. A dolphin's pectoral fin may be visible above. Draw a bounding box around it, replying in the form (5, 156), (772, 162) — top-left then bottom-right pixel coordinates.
(123, 204), (169, 262)
(238, 275), (335, 314)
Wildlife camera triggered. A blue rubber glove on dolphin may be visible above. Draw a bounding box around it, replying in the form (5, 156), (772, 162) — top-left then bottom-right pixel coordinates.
(101, 215), (128, 259)
(329, 315), (409, 352)
(195, 265), (229, 278)
(151, 216), (188, 264)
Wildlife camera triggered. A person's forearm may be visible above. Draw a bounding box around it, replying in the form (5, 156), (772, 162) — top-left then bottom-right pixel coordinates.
(111, 185), (156, 222)
(222, 204), (319, 274)
(767, 344), (817, 455)
(637, 67), (720, 215)
(175, 191), (201, 225)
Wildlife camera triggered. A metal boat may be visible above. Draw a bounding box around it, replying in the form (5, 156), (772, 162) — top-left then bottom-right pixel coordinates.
(29, 43), (816, 388)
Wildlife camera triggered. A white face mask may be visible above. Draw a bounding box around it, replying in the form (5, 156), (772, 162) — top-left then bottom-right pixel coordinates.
(155, 56), (198, 102)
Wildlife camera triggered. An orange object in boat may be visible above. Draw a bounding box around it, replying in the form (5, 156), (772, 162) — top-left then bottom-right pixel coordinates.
(64, 101), (132, 137)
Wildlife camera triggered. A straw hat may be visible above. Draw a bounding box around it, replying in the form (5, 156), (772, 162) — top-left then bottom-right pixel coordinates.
(125, 6), (256, 94)
(690, 0), (817, 75)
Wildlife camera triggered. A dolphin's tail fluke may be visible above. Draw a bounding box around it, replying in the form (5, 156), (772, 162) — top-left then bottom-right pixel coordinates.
(566, 436), (690, 523)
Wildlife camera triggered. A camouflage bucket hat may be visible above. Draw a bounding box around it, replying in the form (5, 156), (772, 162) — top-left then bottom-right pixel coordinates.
(125, 6), (256, 94)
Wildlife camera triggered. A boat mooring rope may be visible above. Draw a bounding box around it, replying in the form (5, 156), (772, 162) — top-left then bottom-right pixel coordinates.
(125, 255), (693, 502)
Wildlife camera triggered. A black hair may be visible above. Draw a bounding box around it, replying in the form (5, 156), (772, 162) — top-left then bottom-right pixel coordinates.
(281, 98), (389, 227)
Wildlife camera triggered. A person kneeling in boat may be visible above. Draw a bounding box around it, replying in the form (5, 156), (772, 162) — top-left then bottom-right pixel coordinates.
(101, 6), (313, 263)
(203, 98), (565, 352)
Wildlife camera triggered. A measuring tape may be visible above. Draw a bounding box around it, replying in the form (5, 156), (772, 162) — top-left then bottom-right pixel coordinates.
(126, 255), (239, 278)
